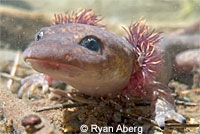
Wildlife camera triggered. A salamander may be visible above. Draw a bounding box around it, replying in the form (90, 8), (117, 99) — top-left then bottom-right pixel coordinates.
(19, 9), (186, 128)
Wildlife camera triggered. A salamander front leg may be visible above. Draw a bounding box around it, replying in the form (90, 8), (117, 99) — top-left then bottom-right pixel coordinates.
(151, 82), (186, 129)
(153, 97), (186, 129)
(18, 73), (53, 98)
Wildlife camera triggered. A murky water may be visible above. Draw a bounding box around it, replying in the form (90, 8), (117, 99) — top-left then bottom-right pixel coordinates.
(0, 0), (200, 134)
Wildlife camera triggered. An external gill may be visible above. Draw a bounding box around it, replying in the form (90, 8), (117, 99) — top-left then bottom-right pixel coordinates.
(123, 20), (186, 128)
(52, 9), (104, 27)
(123, 20), (162, 94)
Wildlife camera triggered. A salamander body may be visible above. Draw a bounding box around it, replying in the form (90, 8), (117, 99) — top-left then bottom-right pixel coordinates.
(20, 9), (186, 128)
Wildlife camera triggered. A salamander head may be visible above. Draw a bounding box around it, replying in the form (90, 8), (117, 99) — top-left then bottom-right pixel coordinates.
(23, 23), (135, 96)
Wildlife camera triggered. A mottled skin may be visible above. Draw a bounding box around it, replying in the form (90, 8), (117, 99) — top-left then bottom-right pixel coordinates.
(23, 23), (134, 96)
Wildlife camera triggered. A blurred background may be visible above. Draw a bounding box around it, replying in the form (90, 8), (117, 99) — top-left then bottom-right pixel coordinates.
(0, 0), (200, 50)
(0, 1), (200, 133)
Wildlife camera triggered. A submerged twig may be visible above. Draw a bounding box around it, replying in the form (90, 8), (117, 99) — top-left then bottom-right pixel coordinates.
(165, 123), (200, 128)
(36, 103), (88, 112)
(6, 60), (32, 70)
(126, 112), (200, 129)
(70, 92), (98, 105)
(175, 100), (199, 106)
(179, 89), (200, 95)
(0, 72), (22, 82)
(128, 112), (158, 126)
(49, 87), (74, 100)
(7, 51), (21, 89)
(49, 87), (98, 105)
(107, 97), (200, 129)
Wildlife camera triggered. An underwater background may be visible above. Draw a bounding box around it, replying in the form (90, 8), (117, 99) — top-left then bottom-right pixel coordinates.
(0, 0), (200, 134)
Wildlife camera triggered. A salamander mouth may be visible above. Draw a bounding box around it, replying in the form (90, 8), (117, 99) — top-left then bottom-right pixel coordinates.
(25, 58), (84, 73)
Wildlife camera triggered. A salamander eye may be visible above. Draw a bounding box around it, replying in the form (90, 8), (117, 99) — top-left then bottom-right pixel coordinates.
(35, 31), (44, 41)
(80, 36), (100, 52)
